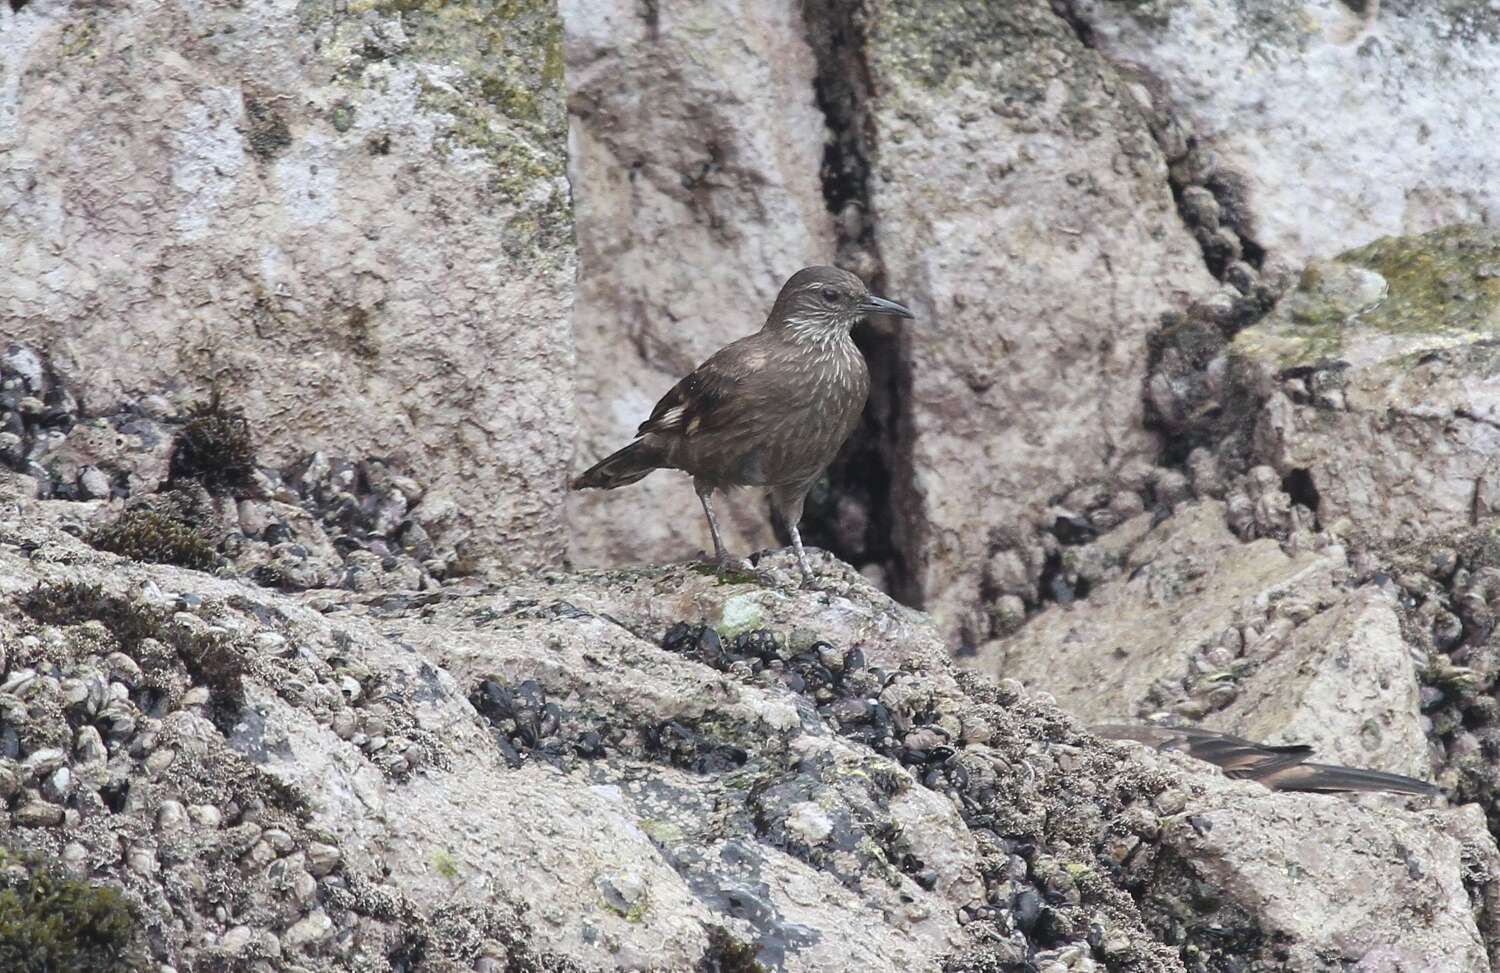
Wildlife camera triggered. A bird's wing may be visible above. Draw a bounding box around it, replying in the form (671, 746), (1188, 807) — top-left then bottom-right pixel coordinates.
(636, 335), (771, 439)
(1092, 723), (1436, 795)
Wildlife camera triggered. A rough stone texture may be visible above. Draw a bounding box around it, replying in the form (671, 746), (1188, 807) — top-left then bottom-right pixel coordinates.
(863, 1), (1217, 645)
(973, 499), (1432, 783)
(6, 475), (1493, 969)
(561, 0), (837, 568)
(1071, 0), (1500, 265)
(1234, 225), (1500, 548)
(0, 0), (575, 570)
(1123, 754), (1494, 972)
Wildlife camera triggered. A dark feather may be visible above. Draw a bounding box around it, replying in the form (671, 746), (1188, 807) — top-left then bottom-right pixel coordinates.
(571, 439), (662, 490)
(1093, 723), (1438, 796)
(637, 336), (762, 439)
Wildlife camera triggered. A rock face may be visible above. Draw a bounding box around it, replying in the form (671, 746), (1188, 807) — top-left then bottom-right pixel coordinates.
(0, 0), (575, 569)
(856, 0), (1216, 644)
(1233, 226), (1500, 548)
(5, 480), (1494, 970)
(981, 226), (1500, 820)
(1069, 0), (1500, 266)
(1131, 773), (1496, 972)
(558, 0), (1222, 646)
(561, 0), (837, 568)
(973, 500), (1432, 784)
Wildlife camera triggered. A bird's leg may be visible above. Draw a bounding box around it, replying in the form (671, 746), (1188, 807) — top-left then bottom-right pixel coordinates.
(694, 479), (737, 573)
(787, 521), (815, 587)
(771, 486), (816, 587)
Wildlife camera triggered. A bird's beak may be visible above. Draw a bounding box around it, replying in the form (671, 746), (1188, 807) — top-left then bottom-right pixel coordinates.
(857, 294), (914, 319)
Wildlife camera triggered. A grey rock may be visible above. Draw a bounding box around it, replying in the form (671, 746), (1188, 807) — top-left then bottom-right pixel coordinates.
(22, 748), (67, 781)
(304, 842), (341, 878)
(1071, 0), (1500, 265)
(158, 800), (188, 833)
(2, 482), (1494, 968)
(281, 910), (334, 951)
(219, 926), (254, 954)
(0, 0), (575, 570)
(2, 346), (46, 394)
(846, 1), (1216, 642)
(42, 766), (74, 803)
(15, 799), (64, 827)
(974, 500), (1431, 784)
(1234, 226), (1500, 547)
(188, 804), (223, 829)
(78, 465), (112, 499)
(105, 652), (142, 687)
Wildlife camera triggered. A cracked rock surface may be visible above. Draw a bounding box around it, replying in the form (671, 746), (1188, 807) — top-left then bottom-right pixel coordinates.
(3, 476), (1497, 971)
(855, 0), (1217, 645)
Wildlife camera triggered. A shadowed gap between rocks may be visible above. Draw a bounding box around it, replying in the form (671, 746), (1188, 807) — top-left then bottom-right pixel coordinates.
(794, 0), (919, 608)
(1047, 0), (1266, 286)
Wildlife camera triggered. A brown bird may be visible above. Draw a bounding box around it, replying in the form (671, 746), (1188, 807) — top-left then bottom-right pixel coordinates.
(572, 266), (914, 585)
(1095, 724), (1439, 796)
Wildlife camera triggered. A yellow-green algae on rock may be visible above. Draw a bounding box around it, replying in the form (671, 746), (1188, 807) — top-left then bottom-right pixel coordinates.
(1234, 225), (1500, 372)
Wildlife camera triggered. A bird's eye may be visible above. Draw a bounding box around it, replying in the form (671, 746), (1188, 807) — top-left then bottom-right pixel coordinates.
(820, 287), (840, 304)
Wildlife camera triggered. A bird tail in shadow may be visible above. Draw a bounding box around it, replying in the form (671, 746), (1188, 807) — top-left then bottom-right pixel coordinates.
(571, 439), (663, 490)
(1269, 762), (1440, 796)
(1092, 723), (1438, 796)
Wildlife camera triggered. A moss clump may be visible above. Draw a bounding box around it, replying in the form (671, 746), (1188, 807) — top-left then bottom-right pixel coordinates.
(697, 926), (766, 973)
(21, 582), (248, 731)
(0, 849), (143, 973)
(1236, 224), (1500, 371)
(1345, 224), (1500, 332)
(242, 92), (293, 161)
(431, 850), (459, 881)
(20, 582), (172, 651)
(88, 508), (220, 572)
(168, 393), (260, 496)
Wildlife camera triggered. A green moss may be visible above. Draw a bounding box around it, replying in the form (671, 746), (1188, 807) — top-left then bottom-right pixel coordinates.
(689, 562), (765, 588)
(58, 18), (99, 58)
(431, 850), (459, 880)
(1345, 225), (1500, 333)
(356, 0), (564, 179)
(0, 849), (143, 973)
(330, 103), (357, 133)
(88, 509), (220, 572)
(636, 819), (683, 845)
(870, 1), (1063, 91)
(340, 306), (380, 360)
(22, 582), (166, 645)
(1235, 224), (1500, 371)
(716, 595), (767, 637)
(168, 393), (260, 496)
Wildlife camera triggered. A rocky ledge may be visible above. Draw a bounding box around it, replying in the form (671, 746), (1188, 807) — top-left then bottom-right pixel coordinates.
(2, 479), (1497, 972)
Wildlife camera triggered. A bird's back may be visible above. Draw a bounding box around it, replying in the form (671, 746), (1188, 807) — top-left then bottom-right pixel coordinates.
(642, 329), (869, 490)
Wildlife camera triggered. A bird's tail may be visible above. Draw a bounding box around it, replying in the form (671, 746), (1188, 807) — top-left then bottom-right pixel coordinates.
(571, 439), (663, 490)
(1273, 762), (1440, 796)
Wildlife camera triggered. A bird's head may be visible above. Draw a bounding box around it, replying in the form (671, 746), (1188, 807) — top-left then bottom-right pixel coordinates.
(767, 265), (913, 344)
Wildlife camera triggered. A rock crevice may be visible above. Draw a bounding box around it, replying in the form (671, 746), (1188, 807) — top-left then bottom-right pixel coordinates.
(797, 0), (915, 601)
